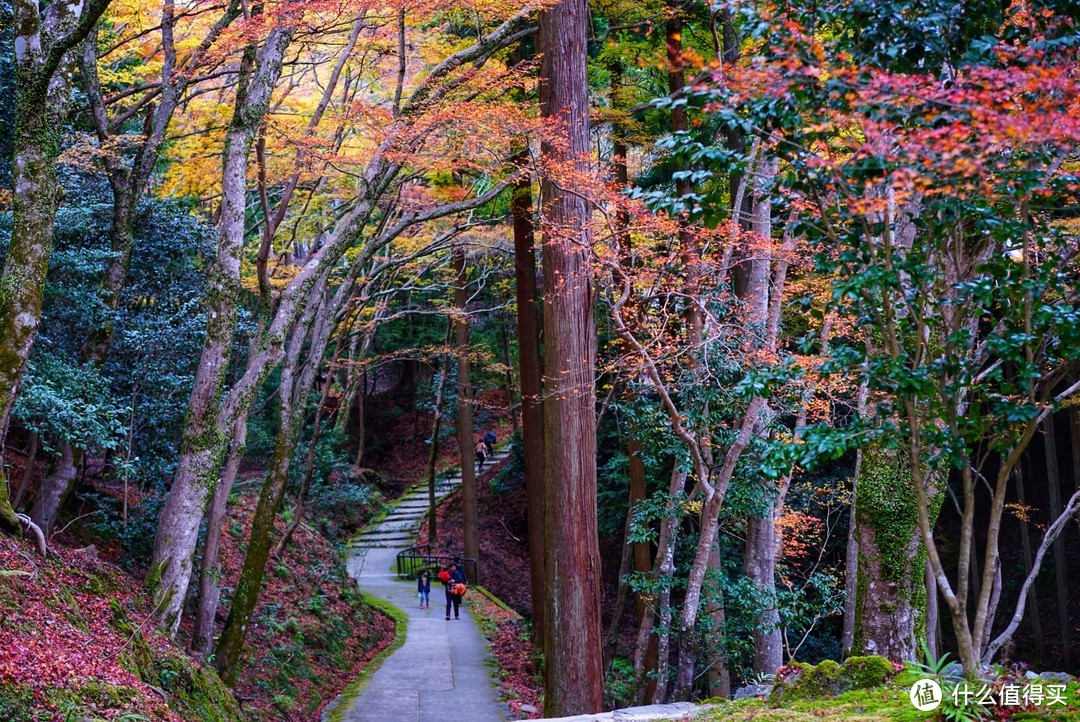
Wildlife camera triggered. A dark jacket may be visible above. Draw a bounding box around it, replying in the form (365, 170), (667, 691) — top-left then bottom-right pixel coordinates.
(418, 573), (431, 593)
(445, 566), (466, 586)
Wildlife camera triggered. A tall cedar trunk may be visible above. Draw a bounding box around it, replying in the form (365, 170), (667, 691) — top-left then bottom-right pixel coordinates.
(538, 0), (603, 712)
(611, 61), (660, 697)
(193, 418), (247, 656)
(1043, 417), (1071, 666)
(1013, 462), (1044, 661)
(454, 245), (480, 564)
(850, 446), (941, 661)
(628, 436), (659, 703)
(500, 318), (519, 434)
(150, 27), (293, 635)
(512, 152), (546, 643)
(1, 0), (110, 533)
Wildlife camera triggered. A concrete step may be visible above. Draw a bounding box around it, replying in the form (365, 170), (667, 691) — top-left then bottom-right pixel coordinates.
(352, 533), (410, 543)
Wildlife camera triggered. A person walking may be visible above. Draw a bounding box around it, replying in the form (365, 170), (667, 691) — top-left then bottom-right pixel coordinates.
(475, 440), (486, 472)
(483, 428), (496, 456)
(443, 562), (466, 620)
(417, 570), (431, 609)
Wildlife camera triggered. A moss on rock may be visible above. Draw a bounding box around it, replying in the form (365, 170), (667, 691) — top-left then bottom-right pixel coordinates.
(768, 656), (897, 707)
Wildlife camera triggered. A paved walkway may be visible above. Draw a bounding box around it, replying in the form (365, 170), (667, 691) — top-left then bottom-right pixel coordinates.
(325, 448), (511, 722)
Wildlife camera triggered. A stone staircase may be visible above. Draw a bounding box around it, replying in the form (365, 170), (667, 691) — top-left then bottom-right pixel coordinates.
(346, 447), (511, 550)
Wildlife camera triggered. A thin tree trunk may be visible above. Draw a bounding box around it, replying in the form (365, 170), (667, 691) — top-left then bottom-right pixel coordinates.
(705, 542), (731, 698)
(925, 560), (939, 660)
(215, 391), (305, 685)
(31, 444), (82, 536)
(539, 0), (603, 711)
(1043, 417), (1071, 667)
(633, 467), (687, 704)
(274, 329), (347, 557)
(215, 281), (333, 684)
(13, 432), (39, 509)
(150, 26), (294, 635)
(842, 454), (860, 656)
(426, 332), (451, 549)
(843, 381), (869, 656)
(628, 436), (650, 620)
(512, 150), (546, 644)
(193, 417), (247, 656)
(454, 244), (479, 564)
(743, 502), (784, 675)
(500, 317), (519, 434)
(605, 503), (637, 675)
(354, 374), (366, 467)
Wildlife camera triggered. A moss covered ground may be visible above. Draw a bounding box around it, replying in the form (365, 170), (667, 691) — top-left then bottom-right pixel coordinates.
(694, 666), (1080, 721)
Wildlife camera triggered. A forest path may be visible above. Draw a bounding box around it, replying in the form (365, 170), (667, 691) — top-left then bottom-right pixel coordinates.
(324, 448), (512, 722)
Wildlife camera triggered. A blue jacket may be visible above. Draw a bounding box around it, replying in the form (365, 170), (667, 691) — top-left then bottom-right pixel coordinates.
(418, 574), (431, 593)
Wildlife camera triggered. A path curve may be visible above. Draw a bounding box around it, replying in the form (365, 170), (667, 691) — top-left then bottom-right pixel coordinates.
(325, 449), (512, 722)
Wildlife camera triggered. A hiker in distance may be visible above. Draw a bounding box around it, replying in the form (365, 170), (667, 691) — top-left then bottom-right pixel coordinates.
(483, 428), (496, 456)
(474, 440), (486, 472)
(417, 570), (431, 609)
(439, 562), (467, 620)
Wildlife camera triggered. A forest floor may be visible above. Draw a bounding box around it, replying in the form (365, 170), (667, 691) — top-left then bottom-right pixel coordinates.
(203, 487), (395, 719)
(693, 682), (1080, 721)
(0, 478), (396, 720)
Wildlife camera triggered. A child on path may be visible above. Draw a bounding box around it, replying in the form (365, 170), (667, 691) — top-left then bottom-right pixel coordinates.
(417, 570), (431, 609)
(443, 562), (466, 620)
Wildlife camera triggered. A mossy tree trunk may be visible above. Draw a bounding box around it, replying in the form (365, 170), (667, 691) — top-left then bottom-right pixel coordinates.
(149, 4), (529, 638)
(0, 0), (110, 533)
(31, 6), (241, 534)
(850, 445), (942, 662)
(192, 417), (247, 657)
(215, 278), (336, 685)
(150, 25), (294, 636)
